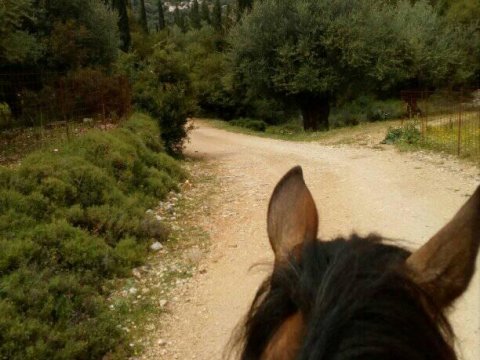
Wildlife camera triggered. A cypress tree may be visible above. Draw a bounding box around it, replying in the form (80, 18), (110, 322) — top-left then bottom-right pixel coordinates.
(190, 0), (201, 29)
(174, 6), (187, 32)
(139, 0), (148, 33)
(158, 0), (166, 30)
(201, 0), (211, 25)
(212, 0), (222, 31)
(174, 5), (181, 26)
(113, 0), (131, 51)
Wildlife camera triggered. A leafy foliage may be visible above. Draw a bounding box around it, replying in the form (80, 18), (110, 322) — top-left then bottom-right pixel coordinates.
(0, 0), (41, 63)
(0, 0), (119, 69)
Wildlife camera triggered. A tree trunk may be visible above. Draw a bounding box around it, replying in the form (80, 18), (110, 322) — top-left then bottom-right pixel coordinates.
(299, 95), (330, 131)
(113, 0), (131, 51)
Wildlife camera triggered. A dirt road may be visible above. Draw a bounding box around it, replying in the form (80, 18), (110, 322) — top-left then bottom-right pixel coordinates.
(144, 121), (480, 360)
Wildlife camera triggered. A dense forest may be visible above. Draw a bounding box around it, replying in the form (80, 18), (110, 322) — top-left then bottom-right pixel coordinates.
(0, 1), (479, 357)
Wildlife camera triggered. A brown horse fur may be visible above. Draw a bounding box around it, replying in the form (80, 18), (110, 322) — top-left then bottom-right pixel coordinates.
(232, 166), (480, 360)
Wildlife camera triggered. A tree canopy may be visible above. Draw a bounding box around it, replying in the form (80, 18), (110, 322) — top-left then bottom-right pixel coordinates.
(229, 0), (468, 130)
(0, 0), (119, 70)
(0, 0), (41, 64)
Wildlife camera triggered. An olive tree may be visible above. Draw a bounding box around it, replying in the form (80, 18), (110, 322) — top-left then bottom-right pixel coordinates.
(229, 0), (465, 130)
(0, 0), (41, 64)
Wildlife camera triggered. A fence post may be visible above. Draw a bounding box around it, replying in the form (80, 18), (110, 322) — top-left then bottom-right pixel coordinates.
(102, 94), (106, 122)
(457, 96), (463, 156)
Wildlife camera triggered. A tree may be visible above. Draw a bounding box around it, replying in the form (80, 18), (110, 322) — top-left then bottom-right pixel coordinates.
(131, 35), (195, 154)
(1, 0), (120, 119)
(0, 0), (41, 64)
(112, 0), (131, 51)
(157, 0), (166, 31)
(212, 0), (222, 31)
(37, 1), (119, 66)
(139, 0), (148, 33)
(174, 5), (187, 32)
(230, 0), (465, 131)
(201, 0), (211, 25)
(190, 0), (201, 29)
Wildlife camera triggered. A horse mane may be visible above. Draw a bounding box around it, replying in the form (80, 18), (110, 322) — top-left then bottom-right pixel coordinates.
(232, 234), (456, 360)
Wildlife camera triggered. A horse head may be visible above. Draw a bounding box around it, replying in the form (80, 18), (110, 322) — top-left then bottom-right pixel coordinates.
(235, 166), (480, 360)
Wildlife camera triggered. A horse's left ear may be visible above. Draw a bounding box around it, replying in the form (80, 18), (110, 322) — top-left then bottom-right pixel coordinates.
(267, 166), (319, 263)
(407, 186), (480, 307)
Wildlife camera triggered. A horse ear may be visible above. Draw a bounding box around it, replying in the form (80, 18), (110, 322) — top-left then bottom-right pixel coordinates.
(407, 186), (480, 307)
(267, 166), (318, 263)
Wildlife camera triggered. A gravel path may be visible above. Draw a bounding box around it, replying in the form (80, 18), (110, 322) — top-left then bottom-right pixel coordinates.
(142, 120), (480, 360)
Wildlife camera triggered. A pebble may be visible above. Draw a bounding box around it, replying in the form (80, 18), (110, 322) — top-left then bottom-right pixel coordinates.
(132, 268), (142, 279)
(128, 287), (138, 295)
(150, 242), (163, 251)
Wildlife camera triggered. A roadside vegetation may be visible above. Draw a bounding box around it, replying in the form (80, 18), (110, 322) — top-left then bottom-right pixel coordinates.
(0, 114), (185, 359)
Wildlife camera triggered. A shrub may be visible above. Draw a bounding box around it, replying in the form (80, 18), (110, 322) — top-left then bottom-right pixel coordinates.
(0, 113), (184, 359)
(383, 122), (421, 145)
(230, 118), (267, 132)
(124, 45), (195, 155)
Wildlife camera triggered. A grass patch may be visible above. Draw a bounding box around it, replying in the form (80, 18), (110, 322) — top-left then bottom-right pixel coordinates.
(382, 114), (480, 162)
(230, 118), (267, 132)
(0, 121), (116, 167)
(0, 113), (185, 359)
(423, 118), (480, 159)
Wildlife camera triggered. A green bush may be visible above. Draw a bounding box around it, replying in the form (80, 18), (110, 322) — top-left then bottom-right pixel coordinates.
(230, 118), (267, 132)
(0, 113), (184, 359)
(118, 43), (195, 155)
(330, 97), (406, 128)
(383, 122), (421, 145)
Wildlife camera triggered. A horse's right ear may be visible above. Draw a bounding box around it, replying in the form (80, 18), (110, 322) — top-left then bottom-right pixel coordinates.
(267, 166), (319, 263)
(407, 186), (480, 307)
